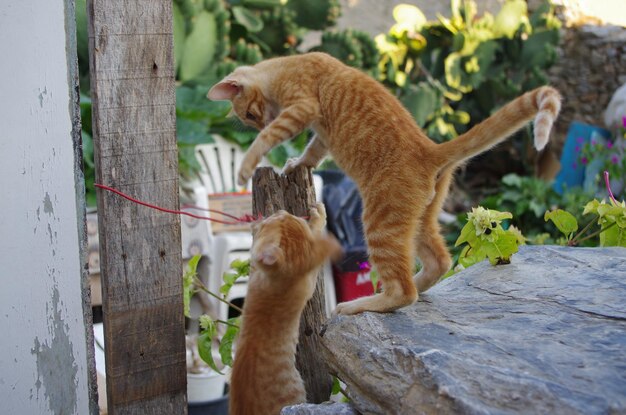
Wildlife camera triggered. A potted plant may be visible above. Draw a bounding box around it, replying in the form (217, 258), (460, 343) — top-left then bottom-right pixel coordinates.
(183, 255), (248, 414)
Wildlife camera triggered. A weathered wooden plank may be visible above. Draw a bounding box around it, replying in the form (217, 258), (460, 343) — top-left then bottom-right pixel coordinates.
(252, 166), (332, 403)
(87, 0), (186, 413)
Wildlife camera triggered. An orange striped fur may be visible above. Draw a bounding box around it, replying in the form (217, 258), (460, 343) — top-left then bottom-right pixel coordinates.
(229, 205), (341, 415)
(209, 52), (561, 315)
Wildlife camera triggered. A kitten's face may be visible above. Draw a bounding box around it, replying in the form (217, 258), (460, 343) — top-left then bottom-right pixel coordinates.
(207, 69), (276, 130)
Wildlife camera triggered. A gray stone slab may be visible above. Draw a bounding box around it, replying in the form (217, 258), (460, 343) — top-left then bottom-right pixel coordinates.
(281, 402), (359, 415)
(320, 246), (626, 415)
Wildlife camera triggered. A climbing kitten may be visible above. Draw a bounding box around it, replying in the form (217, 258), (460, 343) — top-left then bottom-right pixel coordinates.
(208, 52), (561, 315)
(229, 204), (342, 415)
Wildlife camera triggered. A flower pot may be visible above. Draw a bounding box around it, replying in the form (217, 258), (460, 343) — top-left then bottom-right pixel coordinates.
(188, 394), (229, 415)
(187, 369), (226, 404)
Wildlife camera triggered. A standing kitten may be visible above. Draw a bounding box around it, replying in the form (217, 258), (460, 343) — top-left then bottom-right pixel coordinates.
(229, 204), (342, 415)
(208, 52), (561, 315)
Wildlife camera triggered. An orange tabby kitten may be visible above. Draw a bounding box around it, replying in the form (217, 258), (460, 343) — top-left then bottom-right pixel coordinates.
(208, 52), (561, 315)
(229, 204), (342, 415)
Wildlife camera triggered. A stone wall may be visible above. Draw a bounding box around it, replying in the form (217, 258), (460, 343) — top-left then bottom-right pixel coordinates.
(549, 24), (626, 146)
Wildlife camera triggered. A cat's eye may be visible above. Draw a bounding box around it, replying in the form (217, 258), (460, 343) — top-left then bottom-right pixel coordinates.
(246, 111), (256, 121)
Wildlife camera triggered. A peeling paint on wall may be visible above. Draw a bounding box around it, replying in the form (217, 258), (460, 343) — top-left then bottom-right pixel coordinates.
(31, 284), (78, 415)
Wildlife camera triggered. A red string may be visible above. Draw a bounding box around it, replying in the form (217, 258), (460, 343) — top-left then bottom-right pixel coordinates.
(95, 184), (261, 225)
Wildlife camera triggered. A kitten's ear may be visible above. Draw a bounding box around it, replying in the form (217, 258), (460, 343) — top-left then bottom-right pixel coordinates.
(255, 244), (282, 266)
(208, 79), (241, 101)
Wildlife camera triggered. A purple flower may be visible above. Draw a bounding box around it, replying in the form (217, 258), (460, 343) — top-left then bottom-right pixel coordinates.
(358, 261), (371, 271)
(622, 116), (626, 129)
(575, 145), (581, 152)
(591, 139), (597, 146)
(581, 157), (588, 165)
(576, 137), (584, 144)
(611, 155), (619, 164)
(607, 141), (614, 149)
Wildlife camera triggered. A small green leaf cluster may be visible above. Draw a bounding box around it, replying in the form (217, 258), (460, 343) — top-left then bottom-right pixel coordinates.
(545, 199), (626, 247)
(187, 257), (250, 373)
(455, 206), (525, 270)
(480, 173), (592, 243)
(182, 255), (202, 317)
(220, 258), (250, 295)
(197, 315), (240, 374)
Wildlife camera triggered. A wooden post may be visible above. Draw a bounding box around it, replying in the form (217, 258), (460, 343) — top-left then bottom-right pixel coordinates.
(87, 0), (187, 413)
(252, 166), (332, 403)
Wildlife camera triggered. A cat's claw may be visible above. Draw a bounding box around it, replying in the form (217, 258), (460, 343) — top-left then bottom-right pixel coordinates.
(308, 203), (327, 231)
(282, 157), (302, 175)
(237, 166), (253, 186)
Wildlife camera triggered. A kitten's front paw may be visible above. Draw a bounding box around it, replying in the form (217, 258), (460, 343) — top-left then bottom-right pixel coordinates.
(308, 203), (327, 231)
(282, 157), (302, 175)
(314, 202), (327, 222)
(237, 165), (254, 186)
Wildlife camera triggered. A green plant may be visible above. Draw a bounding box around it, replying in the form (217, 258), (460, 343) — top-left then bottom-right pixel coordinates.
(183, 255), (249, 373)
(453, 206), (525, 272)
(480, 173), (593, 243)
(312, 29), (380, 77)
(286, 0), (341, 31)
(545, 195), (626, 248)
(376, 0), (560, 147)
(174, 0), (231, 83)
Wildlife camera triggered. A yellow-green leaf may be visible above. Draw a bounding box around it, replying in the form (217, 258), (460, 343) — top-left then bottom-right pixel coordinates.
(544, 209), (578, 236)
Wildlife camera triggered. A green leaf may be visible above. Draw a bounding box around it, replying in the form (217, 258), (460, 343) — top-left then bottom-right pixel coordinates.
(458, 245), (486, 268)
(481, 231), (519, 265)
(232, 6), (264, 33)
(493, 0), (528, 38)
(176, 117), (212, 144)
(198, 331), (223, 375)
(600, 224), (626, 247)
(544, 209), (579, 237)
(219, 317), (240, 367)
(501, 173), (522, 187)
(401, 82), (442, 127)
(455, 220), (477, 247)
(331, 376), (342, 395)
(220, 272), (239, 296)
(179, 11), (217, 82)
(182, 254), (202, 317)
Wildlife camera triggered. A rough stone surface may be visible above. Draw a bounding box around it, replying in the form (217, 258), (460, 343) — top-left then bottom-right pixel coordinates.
(281, 402), (359, 415)
(320, 246), (626, 415)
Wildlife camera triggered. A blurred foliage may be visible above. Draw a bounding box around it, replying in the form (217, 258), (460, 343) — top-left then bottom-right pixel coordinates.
(376, 0), (560, 144)
(480, 174), (595, 244)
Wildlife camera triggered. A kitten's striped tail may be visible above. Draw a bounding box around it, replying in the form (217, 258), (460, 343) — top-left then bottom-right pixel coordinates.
(434, 86), (561, 169)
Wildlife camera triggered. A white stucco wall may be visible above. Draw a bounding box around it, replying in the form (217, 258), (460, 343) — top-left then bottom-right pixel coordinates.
(0, 1), (95, 414)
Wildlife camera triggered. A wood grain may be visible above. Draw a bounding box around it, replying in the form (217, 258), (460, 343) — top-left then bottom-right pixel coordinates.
(87, 0), (186, 413)
(252, 166), (332, 403)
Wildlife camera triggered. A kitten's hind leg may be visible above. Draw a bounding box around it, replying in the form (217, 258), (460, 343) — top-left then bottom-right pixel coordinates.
(334, 198), (420, 315)
(414, 170), (454, 293)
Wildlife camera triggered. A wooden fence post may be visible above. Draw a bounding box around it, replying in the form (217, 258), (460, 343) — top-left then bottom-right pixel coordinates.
(252, 166), (332, 403)
(87, 0), (187, 413)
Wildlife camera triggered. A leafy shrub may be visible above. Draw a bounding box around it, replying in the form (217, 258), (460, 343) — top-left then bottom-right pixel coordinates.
(375, 0), (561, 174)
